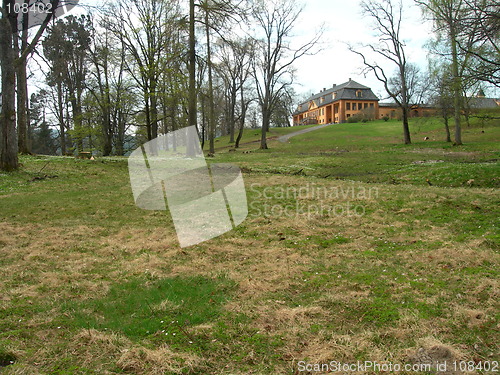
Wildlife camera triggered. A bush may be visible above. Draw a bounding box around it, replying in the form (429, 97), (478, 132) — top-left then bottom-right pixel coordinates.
(382, 116), (389, 122)
(347, 114), (364, 123)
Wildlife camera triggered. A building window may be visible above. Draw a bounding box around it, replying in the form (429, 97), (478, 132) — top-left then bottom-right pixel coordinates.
(347, 114), (351, 118)
(357, 103), (361, 110)
(370, 103), (374, 108)
(346, 102), (351, 110)
(356, 90), (363, 98)
(364, 103), (368, 109)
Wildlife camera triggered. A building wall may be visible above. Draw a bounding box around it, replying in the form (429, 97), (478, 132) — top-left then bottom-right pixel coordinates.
(378, 105), (437, 120)
(294, 100), (379, 125)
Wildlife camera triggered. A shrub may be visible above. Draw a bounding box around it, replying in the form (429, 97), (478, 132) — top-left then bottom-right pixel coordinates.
(347, 113), (364, 123)
(382, 116), (389, 122)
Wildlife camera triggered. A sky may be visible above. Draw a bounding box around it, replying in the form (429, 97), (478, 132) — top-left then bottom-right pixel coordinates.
(290, 0), (435, 101)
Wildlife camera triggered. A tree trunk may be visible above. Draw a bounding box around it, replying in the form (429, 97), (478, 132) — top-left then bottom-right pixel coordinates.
(150, 79), (158, 140)
(235, 125), (244, 148)
(144, 91), (152, 140)
(0, 15), (19, 171)
(450, 30), (463, 145)
(16, 57), (29, 154)
(188, 0), (197, 131)
(260, 108), (269, 149)
(205, 9), (216, 155)
(201, 96), (206, 150)
(70, 97), (84, 152)
(102, 59), (113, 156)
(57, 81), (67, 155)
(185, 0), (197, 157)
(399, 62), (412, 145)
(235, 89), (247, 149)
(116, 109), (125, 156)
(102, 120), (112, 156)
(402, 106), (411, 144)
(15, 21), (30, 154)
(444, 116), (451, 142)
(229, 90), (236, 143)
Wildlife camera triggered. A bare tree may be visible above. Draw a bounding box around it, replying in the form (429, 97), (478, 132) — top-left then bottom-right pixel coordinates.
(216, 37), (255, 147)
(88, 21), (113, 156)
(459, 0), (500, 87)
(199, 0), (246, 154)
(107, 0), (181, 142)
(415, 0), (474, 145)
(349, 0), (413, 144)
(252, 0), (322, 149)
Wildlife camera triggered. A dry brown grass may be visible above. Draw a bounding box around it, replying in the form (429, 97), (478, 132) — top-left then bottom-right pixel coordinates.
(1, 171), (498, 374)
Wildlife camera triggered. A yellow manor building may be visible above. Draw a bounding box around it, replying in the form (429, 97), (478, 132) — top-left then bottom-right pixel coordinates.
(293, 79), (380, 125)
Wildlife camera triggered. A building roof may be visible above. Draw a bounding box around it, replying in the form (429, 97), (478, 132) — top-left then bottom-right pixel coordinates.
(468, 97), (500, 109)
(379, 102), (436, 109)
(378, 102), (398, 108)
(294, 79), (379, 115)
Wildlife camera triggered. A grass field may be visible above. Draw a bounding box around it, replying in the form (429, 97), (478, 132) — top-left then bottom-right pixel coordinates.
(0, 118), (498, 374)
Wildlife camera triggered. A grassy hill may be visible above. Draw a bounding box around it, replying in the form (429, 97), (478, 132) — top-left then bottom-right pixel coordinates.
(215, 118), (500, 188)
(0, 118), (498, 374)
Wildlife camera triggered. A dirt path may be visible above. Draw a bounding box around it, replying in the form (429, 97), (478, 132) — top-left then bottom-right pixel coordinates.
(277, 123), (333, 143)
(213, 124), (332, 152)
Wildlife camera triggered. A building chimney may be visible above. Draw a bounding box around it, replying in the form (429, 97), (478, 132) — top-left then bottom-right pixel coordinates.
(323, 88), (326, 92)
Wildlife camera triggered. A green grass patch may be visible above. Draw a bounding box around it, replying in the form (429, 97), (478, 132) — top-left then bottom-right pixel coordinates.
(61, 275), (235, 341)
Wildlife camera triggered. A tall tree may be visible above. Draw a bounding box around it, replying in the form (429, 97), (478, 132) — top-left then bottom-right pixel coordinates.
(0, 0), (74, 170)
(14, 10), (30, 154)
(202, 0), (216, 154)
(107, 0), (181, 142)
(43, 15), (91, 153)
(216, 37), (254, 147)
(199, 0), (245, 154)
(252, 0), (322, 149)
(0, 2), (18, 170)
(88, 22), (113, 155)
(349, 0), (413, 144)
(415, 0), (472, 145)
(188, 0), (197, 149)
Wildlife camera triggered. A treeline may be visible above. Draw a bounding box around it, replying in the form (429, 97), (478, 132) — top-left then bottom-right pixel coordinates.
(0, 0), (321, 170)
